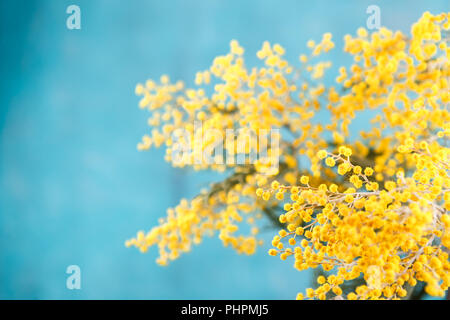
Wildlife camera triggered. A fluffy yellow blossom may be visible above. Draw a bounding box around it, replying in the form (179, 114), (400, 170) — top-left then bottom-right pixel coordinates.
(300, 175), (310, 185)
(128, 12), (450, 300)
(317, 150), (328, 159)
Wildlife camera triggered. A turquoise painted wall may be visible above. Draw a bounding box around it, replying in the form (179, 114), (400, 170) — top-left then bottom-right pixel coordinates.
(0, 0), (447, 299)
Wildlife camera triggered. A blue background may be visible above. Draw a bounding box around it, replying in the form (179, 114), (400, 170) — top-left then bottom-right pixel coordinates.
(0, 0), (448, 299)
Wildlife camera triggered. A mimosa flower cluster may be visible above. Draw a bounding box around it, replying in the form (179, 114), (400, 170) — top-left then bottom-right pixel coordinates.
(127, 12), (450, 299)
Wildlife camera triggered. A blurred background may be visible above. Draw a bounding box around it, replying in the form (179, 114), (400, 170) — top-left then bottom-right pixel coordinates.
(0, 0), (448, 299)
